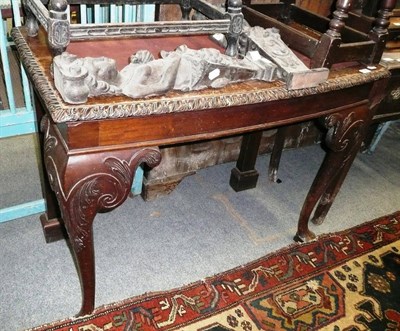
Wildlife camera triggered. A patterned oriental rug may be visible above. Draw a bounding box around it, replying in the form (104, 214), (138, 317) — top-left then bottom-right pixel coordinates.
(29, 211), (400, 331)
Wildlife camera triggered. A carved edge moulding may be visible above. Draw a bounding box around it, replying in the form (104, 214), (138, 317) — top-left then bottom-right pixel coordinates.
(11, 28), (390, 123)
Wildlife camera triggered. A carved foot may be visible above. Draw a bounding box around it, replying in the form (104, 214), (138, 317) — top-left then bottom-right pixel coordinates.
(293, 229), (316, 243)
(229, 167), (259, 192)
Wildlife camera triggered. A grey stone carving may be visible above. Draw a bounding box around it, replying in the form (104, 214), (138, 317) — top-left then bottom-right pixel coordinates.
(243, 26), (330, 89)
(53, 26), (331, 104)
(53, 44), (279, 104)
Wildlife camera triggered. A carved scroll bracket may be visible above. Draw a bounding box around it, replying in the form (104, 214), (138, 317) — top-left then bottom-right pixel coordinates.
(41, 116), (162, 252)
(323, 109), (367, 154)
(41, 115), (161, 316)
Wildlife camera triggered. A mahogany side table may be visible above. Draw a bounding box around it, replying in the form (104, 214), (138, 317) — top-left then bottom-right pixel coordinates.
(12, 27), (389, 316)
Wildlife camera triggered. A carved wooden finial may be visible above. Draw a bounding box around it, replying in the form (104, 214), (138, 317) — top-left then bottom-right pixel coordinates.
(24, 0), (39, 37)
(326, 0), (352, 38)
(48, 0), (70, 56)
(225, 0), (244, 57)
(49, 0), (68, 12)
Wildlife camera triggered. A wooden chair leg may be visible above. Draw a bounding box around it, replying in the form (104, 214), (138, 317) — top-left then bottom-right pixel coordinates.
(311, 149), (355, 225)
(294, 150), (341, 242)
(230, 130), (263, 192)
(268, 126), (290, 183)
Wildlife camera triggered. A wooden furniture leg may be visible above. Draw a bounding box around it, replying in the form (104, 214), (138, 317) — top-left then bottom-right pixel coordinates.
(295, 102), (372, 242)
(268, 126), (291, 183)
(40, 116), (162, 316)
(32, 91), (66, 242)
(230, 130), (263, 191)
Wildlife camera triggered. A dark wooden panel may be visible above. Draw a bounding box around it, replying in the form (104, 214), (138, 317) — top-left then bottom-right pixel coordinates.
(295, 0), (334, 17)
(243, 6), (318, 56)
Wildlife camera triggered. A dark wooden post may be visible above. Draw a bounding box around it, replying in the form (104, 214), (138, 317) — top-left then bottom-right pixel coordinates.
(310, 0), (353, 68)
(230, 131), (262, 191)
(41, 116), (162, 316)
(23, 0), (39, 37)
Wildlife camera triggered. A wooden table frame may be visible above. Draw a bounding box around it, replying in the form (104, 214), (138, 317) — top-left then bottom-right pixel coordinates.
(12, 27), (389, 317)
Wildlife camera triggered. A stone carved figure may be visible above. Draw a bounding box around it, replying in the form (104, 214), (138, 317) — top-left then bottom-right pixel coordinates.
(54, 44), (278, 104)
(120, 45), (277, 98)
(53, 53), (122, 103)
(241, 26), (329, 89)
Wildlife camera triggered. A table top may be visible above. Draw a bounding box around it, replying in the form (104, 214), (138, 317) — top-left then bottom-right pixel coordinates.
(12, 26), (390, 124)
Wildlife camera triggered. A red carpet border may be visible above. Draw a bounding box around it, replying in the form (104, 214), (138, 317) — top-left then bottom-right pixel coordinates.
(28, 211), (400, 331)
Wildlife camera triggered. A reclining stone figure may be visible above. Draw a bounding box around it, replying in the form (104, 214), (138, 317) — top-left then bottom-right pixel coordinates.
(53, 43), (278, 104)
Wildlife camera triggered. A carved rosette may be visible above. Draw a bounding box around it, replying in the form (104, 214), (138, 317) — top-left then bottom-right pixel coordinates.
(40, 116), (162, 252)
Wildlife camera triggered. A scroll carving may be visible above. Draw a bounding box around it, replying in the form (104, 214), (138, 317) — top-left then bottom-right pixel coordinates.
(41, 116), (162, 252)
(323, 111), (367, 153)
(311, 106), (370, 226)
(295, 104), (372, 242)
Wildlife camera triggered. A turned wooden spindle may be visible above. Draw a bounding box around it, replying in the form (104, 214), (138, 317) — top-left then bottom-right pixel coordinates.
(180, 0), (192, 20)
(368, 0), (396, 64)
(326, 0), (352, 38)
(372, 0), (396, 34)
(310, 0), (353, 68)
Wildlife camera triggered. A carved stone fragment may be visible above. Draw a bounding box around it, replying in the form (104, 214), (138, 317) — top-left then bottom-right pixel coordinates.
(53, 53), (122, 104)
(53, 27), (331, 104)
(53, 43), (279, 104)
(243, 26), (330, 89)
